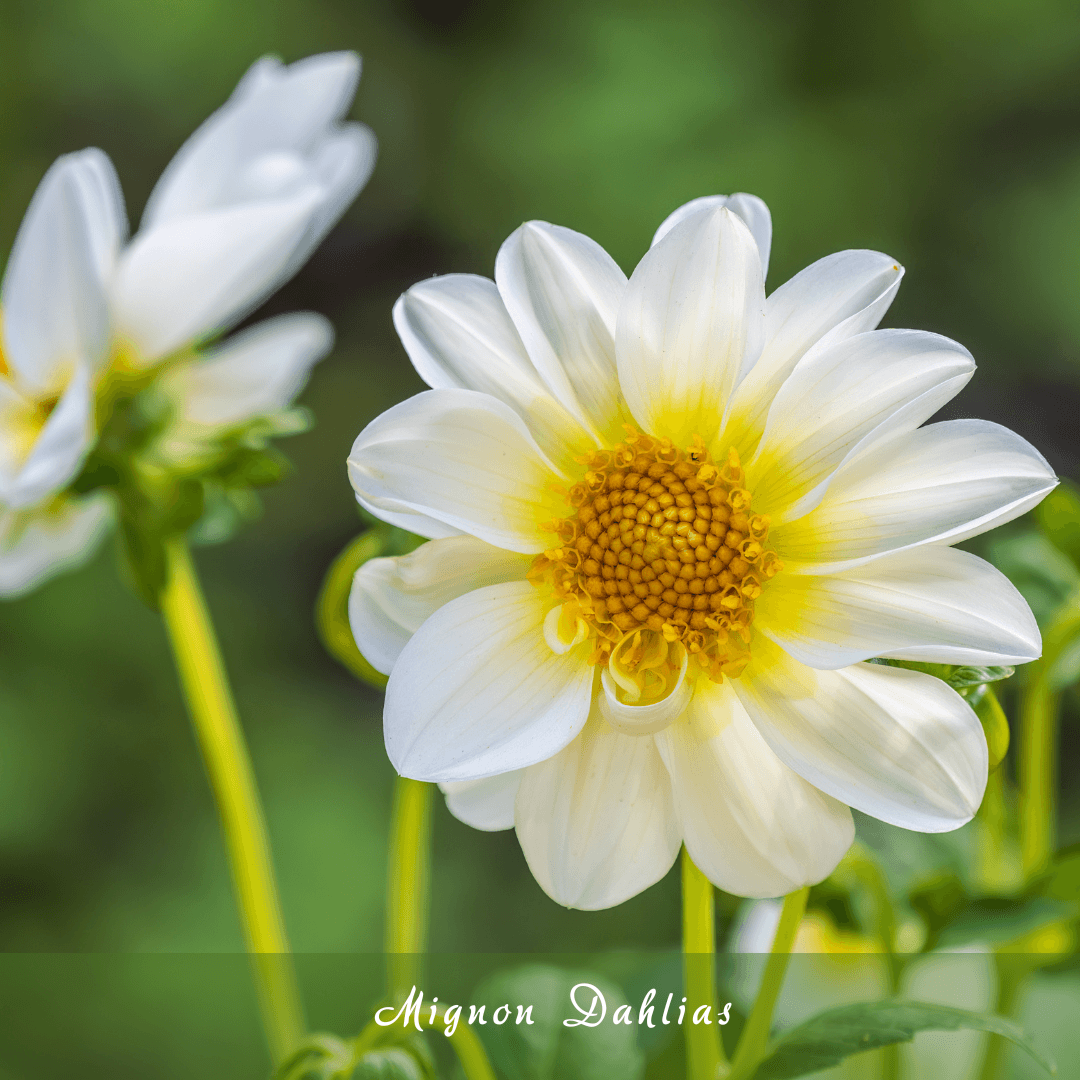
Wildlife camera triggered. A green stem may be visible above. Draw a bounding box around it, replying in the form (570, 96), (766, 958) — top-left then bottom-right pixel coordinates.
(682, 849), (727, 1079)
(975, 957), (1023, 1080)
(1019, 595), (1080, 880)
(728, 887), (809, 1080)
(386, 776), (434, 1000)
(1019, 663), (1056, 879)
(159, 536), (304, 1064)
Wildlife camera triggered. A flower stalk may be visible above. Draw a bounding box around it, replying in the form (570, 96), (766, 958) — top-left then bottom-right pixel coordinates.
(386, 776), (434, 999)
(728, 886), (809, 1080)
(682, 849), (728, 1079)
(159, 535), (304, 1063)
(1019, 594), (1080, 879)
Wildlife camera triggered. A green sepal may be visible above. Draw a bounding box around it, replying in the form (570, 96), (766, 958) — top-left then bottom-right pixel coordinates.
(868, 658), (1014, 694)
(972, 685), (1011, 771)
(114, 477), (205, 608)
(316, 524), (425, 690)
(753, 1001), (1056, 1080)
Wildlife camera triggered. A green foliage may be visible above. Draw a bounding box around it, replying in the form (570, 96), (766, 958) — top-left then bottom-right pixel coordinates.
(275, 1033), (434, 1080)
(753, 1001), (1056, 1080)
(935, 896), (1076, 950)
(1037, 481), (1080, 567)
(470, 965), (644, 1080)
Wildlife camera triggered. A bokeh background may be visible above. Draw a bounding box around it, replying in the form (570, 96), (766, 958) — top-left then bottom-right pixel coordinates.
(1, 0), (1079, 1076)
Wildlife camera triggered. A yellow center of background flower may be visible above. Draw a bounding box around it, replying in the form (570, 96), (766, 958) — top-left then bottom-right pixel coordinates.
(530, 429), (782, 692)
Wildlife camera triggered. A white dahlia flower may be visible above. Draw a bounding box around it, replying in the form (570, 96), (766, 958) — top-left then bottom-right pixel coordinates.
(0, 52), (373, 594)
(347, 195), (1055, 908)
(117, 50), (375, 414)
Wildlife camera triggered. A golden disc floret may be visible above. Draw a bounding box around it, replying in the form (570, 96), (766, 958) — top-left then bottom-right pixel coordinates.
(529, 428), (782, 693)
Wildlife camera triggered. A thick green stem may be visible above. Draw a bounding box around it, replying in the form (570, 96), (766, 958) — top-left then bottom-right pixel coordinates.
(1019, 596), (1080, 880)
(975, 958), (1023, 1080)
(728, 887), (809, 1080)
(159, 536), (304, 1064)
(386, 776), (433, 999)
(682, 849), (727, 1079)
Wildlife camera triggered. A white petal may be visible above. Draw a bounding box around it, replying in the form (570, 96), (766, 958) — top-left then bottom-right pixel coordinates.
(354, 491), (464, 541)
(0, 493), (112, 597)
(440, 772), (523, 832)
(384, 581), (595, 781)
(347, 388), (567, 554)
(64, 148), (128, 285)
(0, 365), (95, 508)
(656, 680), (854, 898)
(734, 641), (988, 832)
(747, 329), (974, 523)
(617, 205), (766, 446)
(515, 710), (681, 909)
(165, 312), (333, 426)
(278, 123), (377, 277)
(775, 420), (1058, 573)
(721, 250), (904, 458)
(1, 151), (115, 389)
(495, 221), (629, 442)
(756, 546), (1042, 669)
(113, 189), (325, 362)
(393, 274), (591, 466)
(348, 535), (531, 675)
(142, 52), (362, 226)
(652, 193), (772, 280)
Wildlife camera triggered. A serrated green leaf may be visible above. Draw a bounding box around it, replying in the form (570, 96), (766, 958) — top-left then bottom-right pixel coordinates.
(471, 965), (644, 1080)
(1037, 480), (1080, 567)
(754, 1001), (1055, 1079)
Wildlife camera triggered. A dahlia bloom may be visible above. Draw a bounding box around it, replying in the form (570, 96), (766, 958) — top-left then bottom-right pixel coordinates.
(0, 151), (116, 595)
(348, 195), (1055, 908)
(0, 52), (373, 593)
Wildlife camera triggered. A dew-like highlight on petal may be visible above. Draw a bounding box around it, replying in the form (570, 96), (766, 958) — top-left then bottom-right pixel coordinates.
(528, 427), (783, 704)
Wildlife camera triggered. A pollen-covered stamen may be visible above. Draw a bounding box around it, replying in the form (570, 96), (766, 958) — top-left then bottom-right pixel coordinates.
(530, 428), (783, 686)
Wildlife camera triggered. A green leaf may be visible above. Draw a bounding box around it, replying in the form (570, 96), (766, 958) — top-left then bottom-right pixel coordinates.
(274, 1033), (355, 1080)
(1037, 479), (1080, 567)
(907, 873), (967, 949)
(353, 1046), (430, 1080)
(754, 1001), (1056, 1080)
(935, 896), (1076, 949)
(471, 964), (645, 1080)
(987, 532), (1080, 624)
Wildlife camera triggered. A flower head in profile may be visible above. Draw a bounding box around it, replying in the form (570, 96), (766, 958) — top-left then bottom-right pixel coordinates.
(0, 51), (374, 594)
(348, 194), (1056, 908)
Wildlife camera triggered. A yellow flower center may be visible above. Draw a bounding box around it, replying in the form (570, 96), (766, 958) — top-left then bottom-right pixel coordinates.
(530, 429), (782, 701)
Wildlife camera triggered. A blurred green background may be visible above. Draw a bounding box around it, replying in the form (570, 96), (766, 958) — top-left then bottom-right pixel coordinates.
(2, 0), (1080, 1076)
